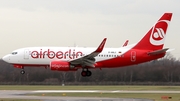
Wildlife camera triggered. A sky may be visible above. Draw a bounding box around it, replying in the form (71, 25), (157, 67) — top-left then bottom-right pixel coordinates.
(0, 0), (180, 59)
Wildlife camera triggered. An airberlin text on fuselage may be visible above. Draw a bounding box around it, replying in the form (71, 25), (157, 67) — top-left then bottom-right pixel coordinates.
(31, 49), (83, 59)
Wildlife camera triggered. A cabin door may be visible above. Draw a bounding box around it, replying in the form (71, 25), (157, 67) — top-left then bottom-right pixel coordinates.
(24, 49), (29, 59)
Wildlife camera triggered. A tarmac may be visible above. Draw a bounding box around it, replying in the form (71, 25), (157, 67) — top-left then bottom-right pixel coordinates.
(1, 90), (179, 101)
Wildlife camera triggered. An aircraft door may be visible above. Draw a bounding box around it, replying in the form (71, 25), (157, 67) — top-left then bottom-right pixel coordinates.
(24, 49), (29, 59)
(131, 51), (136, 62)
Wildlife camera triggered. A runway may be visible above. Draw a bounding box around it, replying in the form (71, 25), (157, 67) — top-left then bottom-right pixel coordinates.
(0, 90), (135, 101)
(0, 90), (179, 101)
(0, 90), (120, 101)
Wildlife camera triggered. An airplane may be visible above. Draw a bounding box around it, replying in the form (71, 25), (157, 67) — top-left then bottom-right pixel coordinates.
(2, 13), (172, 77)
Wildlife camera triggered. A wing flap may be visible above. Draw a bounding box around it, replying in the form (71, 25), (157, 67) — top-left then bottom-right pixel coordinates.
(83, 59), (96, 67)
(148, 48), (169, 56)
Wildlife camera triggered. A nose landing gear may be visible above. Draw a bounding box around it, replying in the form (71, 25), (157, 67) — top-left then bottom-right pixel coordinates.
(20, 66), (25, 75)
(20, 69), (25, 74)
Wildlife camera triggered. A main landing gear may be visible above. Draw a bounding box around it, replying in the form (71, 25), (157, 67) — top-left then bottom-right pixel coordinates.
(81, 68), (92, 77)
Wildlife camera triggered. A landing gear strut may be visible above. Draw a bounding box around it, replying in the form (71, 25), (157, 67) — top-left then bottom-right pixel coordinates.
(81, 68), (92, 77)
(20, 67), (25, 75)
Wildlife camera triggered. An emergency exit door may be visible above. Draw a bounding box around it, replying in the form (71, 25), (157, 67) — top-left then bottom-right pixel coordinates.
(131, 51), (136, 62)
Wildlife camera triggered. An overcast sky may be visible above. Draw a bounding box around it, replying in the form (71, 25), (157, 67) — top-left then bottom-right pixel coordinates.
(0, 0), (180, 59)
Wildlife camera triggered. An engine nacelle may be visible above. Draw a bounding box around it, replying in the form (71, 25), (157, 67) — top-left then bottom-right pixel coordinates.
(13, 64), (23, 69)
(50, 61), (76, 71)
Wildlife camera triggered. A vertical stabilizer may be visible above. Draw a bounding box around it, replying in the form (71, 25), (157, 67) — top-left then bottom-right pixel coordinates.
(133, 13), (172, 50)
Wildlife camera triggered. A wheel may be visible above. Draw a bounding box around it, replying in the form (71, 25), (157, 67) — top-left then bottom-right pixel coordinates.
(81, 70), (92, 77)
(81, 71), (86, 77)
(20, 70), (25, 74)
(86, 71), (92, 77)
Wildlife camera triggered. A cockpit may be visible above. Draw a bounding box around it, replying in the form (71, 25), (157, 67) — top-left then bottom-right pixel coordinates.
(11, 52), (18, 55)
(3, 49), (25, 64)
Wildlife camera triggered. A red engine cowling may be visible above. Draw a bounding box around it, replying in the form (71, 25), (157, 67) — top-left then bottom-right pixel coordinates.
(50, 61), (76, 71)
(13, 64), (23, 69)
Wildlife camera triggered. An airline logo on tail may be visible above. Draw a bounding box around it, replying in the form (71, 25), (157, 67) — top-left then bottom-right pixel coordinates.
(133, 13), (172, 50)
(150, 20), (169, 46)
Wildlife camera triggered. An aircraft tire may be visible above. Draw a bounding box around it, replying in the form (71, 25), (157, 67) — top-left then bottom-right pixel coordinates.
(86, 71), (92, 77)
(20, 70), (25, 74)
(81, 71), (87, 77)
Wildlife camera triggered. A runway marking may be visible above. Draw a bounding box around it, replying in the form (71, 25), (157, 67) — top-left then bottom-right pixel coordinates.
(33, 90), (99, 93)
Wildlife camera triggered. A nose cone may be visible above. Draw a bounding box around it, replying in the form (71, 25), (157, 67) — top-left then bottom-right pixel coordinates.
(2, 55), (10, 63)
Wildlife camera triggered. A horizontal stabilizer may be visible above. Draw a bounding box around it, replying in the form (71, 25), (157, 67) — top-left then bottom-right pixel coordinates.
(148, 48), (169, 56)
(167, 48), (175, 52)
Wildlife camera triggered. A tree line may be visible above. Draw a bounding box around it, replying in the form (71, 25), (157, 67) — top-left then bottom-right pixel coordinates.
(0, 53), (180, 85)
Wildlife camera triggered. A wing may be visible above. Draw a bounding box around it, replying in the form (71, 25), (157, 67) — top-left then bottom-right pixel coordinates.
(70, 38), (107, 67)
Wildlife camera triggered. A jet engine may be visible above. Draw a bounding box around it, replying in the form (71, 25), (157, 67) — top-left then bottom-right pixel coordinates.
(50, 61), (76, 71)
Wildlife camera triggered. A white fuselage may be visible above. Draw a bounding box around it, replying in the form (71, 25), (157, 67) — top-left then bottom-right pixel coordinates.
(3, 45), (134, 65)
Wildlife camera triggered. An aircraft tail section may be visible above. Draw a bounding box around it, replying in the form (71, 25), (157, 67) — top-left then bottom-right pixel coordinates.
(133, 13), (172, 50)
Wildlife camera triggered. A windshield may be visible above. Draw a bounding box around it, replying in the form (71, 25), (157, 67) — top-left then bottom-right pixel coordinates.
(11, 52), (18, 55)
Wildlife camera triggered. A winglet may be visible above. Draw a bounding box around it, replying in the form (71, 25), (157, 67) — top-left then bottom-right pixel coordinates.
(123, 40), (129, 47)
(94, 38), (107, 52)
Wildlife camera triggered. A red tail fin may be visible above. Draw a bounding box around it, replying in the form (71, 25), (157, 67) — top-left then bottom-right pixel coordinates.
(133, 13), (172, 50)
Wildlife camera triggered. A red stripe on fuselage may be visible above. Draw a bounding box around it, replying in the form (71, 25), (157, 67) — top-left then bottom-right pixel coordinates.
(95, 50), (165, 68)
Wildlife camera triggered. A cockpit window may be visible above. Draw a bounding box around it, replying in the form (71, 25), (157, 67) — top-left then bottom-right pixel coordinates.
(12, 52), (18, 55)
